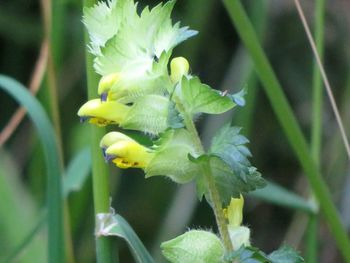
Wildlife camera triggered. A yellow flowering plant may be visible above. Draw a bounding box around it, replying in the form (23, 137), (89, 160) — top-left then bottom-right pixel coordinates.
(79, 0), (304, 262)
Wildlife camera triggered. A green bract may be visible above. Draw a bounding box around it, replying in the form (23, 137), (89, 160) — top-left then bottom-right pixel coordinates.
(161, 230), (224, 263)
(180, 76), (236, 115)
(146, 129), (200, 183)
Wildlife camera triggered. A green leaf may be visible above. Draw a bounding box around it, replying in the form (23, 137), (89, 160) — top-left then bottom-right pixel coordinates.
(93, 0), (196, 76)
(209, 124), (250, 174)
(193, 155), (264, 205)
(225, 245), (304, 263)
(225, 246), (270, 263)
(161, 230), (224, 263)
(145, 129), (200, 183)
(121, 95), (169, 135)
(96, 213), (155, 263)
(268, 246), (304, 263)
(209, 157), (265, 205)
(63, 147), (91, 198)
(83, 0), (125, 55)
(181, 76), (235, 115)
(0, 75), (63, 263)
(167, 100), (185, 129)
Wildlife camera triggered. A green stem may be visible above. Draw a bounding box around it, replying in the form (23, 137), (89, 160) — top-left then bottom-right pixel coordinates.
(307, 0), (325, 262)
(222, 1), (350, 262)
(311, 0), (325, 166)
(83, 0), (117, 262)
(175, 98), (233, 251)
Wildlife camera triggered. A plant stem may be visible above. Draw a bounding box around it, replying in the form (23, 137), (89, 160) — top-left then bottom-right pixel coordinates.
(222, 1), (350, 262)
(83, 0), (117, 262)
(175, 98), (233, 251)
(307, 0), (325, 262)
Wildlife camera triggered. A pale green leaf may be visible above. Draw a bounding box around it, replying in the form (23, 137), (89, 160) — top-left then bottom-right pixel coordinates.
(181, 77), (236, 115)
(161, 230), (224, 263)
(93, 0), (196, 77)
(121, 95), (169, 135)
(146, 129), (200, 183)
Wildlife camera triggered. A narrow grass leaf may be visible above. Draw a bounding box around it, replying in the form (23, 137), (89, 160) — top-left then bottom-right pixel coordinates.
(250, 181), (317, 214)
(96, 213), (155, 263)
(0, 75), (64, 263)
(63, 147), (91, 197)
(222, 1), (350, 261)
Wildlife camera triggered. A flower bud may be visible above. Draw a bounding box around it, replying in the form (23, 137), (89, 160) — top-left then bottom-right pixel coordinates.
(104, 136), (154, 169)
(170, 57), (189, 83)
(224, 195), (244, 228)
(77, 99), (130, 126)
(161, 230), (224, 263)
(98, 73), (122, 101)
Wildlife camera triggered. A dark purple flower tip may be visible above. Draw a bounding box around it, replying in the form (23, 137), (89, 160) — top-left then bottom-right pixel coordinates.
(80, 116), (90, 123)
(104, 153), (117, 163)
(100, 92), (108, 102)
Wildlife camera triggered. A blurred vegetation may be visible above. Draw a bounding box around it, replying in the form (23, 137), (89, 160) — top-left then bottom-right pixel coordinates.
(0, 0), (350, 262)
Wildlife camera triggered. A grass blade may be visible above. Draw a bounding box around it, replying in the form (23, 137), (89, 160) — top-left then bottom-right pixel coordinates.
(0, 75), (64, 263)
(250, 181), (317, 214)
(63, 147), (91, 197)
(222, 1), (350, 261)
(96, 214), (155, 263)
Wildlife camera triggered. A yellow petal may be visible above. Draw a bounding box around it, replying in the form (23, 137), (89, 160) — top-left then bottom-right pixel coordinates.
(98, 73), (122, 96)
(105, 140), (154, 169)
(77, 99), (129, 126)
(170, 57), (189, 83)
(225, 195), (244, 227)
(100, 131), (134, 148)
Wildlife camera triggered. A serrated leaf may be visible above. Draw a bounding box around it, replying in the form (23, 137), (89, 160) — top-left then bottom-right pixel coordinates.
(83, 0), (135, 56)
(181, 77), (236, 115)
(145, 129), (200, 183)
(210, 124), (254, 180)
(268, 246), (304, 263)
(93, 0), (196, 77)
(192, 155), (264, 205)
(225, 246), (271, 263)
(209, 157), (265, 205)
(121, 95), (169, 135)
(167, 100), (184, 129)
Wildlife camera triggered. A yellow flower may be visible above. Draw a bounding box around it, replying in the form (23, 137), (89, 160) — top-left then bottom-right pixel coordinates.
(170, 57), (189, 83)
(98, 73), (122, 101)
(224, 195), (244, 227)
(224, 195), (251, 250)
(77, 99), (129, 126)
(101, 132), (154, 169)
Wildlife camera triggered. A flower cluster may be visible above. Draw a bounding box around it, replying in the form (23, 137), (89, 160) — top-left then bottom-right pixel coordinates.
(78, 0), (268, 262)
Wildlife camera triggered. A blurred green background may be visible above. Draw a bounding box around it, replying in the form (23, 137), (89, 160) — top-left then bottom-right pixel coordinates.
(0, 0), (350, 262)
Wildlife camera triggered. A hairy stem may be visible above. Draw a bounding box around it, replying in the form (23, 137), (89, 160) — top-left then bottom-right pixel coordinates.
(175, 98), (233, 251)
